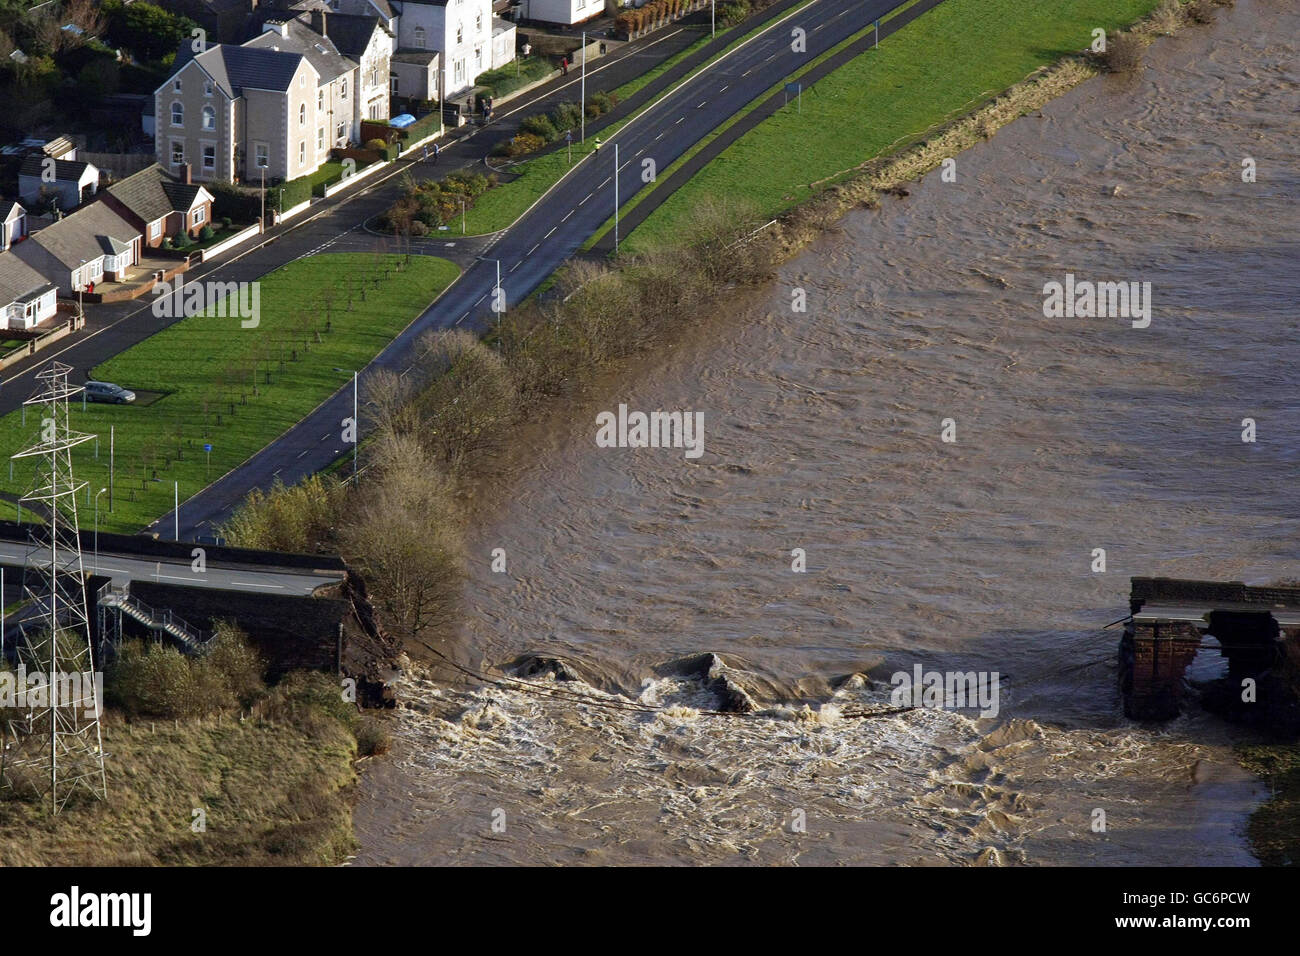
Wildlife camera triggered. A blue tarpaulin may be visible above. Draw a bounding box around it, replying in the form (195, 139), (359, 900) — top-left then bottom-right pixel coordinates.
(390, 114), (416, 128)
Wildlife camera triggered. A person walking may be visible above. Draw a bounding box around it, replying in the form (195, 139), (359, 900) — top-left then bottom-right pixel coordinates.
(561, 56), (568, 76)
(422, 144), (428, 162)
(432, 141), (440, 165)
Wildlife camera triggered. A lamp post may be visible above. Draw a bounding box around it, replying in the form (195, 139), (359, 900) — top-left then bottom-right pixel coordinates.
(712, 0), (716, 37)
(260, 164), (266, 226)
(476, 256), (503, 331)
(78, 258), (85, 319)
(93, 488), (106, 572)
(580, 31), (587, 143)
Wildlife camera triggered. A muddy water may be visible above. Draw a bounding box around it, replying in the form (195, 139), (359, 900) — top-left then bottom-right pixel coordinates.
(354, 0), (1299, 865)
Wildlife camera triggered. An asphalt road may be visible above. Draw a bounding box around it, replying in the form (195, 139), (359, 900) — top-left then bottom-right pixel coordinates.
(161, 0), (920, 539)
(0, 540), (341, 595)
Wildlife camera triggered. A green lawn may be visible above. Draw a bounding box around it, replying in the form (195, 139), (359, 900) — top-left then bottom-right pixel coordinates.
(476, 55), (556, 99)
(0, 253), (459, 534)
(619, 0), (1159, 253)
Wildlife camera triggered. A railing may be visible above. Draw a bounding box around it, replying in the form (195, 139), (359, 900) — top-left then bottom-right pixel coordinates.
(98, 586), (210, 652)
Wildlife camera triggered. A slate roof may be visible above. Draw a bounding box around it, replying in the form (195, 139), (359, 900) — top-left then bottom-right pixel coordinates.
(0, 253), (54, 306)
(106, 165), (208, 224)
(321, 12), (389, 58)
(17, 156), (95, 182)
(245, 20), (355, 84)
(186, 44), (310, 97)
(22, 202), (139, 269)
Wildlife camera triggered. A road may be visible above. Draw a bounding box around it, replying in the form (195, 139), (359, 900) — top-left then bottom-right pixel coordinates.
(0, 540), (341, 595)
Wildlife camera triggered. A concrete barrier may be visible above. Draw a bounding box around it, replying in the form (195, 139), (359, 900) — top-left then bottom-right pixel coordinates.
(198, 221), (263, 262)
(321, 159), (389, 198)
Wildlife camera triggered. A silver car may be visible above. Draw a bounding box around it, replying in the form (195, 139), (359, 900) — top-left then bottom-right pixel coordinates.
(83, 381), (136, 404)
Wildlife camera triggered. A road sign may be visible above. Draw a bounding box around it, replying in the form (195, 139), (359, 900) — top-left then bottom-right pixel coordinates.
(203, 443), (212, 453)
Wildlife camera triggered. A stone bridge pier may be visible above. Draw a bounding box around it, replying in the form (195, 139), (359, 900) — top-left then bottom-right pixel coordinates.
(1118, 578), (1300, 721)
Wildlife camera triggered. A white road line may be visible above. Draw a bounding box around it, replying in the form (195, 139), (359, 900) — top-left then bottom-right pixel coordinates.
(510, 261), (522, 273)
(742, 68), (752, 76)
(720, 85), (729, 92)
(296, 450), (308, 459)
(545, 226), (557, 237)
(528, 243), (539, 255)
(675, 116), (685, 124)
(231, 580), (287, 590)
(561, 209), (574, 222)
(580, 192), (592, 205)
(654, 132), (664, 140)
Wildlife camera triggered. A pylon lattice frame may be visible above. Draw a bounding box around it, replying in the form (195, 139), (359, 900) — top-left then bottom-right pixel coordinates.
(1, 361), (106, 813)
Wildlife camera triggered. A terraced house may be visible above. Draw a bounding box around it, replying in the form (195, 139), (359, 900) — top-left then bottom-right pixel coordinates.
(155, 10), (393, 184)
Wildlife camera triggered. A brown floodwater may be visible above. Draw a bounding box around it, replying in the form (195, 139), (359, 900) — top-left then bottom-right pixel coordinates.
(353, 0), (1299, 865)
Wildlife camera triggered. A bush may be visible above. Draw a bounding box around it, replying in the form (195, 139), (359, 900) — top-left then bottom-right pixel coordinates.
(354, 716), (392, 756)
(364, 138), (388, 151)
(199, 224), (215, 240)
(505, 131), (546, 157)
(171, 228), (192, 248)
(106, 641), (231, 718)
(520, 113), (558, 142)
(1099, 30), (1146, 73)
(718, 0), (749, 26)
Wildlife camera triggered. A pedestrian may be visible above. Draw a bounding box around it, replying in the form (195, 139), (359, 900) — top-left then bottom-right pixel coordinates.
(432, 142), (440, 165)
(561, 56), (568, 76)
(88, 280), (94, 295)
(593, 137), (601, 157)
(422, 145), (428, 162)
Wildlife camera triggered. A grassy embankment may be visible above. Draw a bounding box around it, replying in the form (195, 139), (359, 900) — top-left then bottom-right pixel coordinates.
(0, 633), (385, 866)
(0, 253), (459, 534)
(602, 0), (1164, 254)
(455, 0), (816, 236)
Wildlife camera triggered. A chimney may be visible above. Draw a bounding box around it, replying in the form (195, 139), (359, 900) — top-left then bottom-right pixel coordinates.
(180, 162), (192, 185)
(311, 9), (327, 36)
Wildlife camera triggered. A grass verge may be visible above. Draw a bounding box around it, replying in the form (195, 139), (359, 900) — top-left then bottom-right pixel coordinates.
(618, 0), (1163, 254)
(0, 253), (459, 534)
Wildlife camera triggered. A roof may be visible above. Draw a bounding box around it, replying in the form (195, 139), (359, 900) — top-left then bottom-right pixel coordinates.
(22, 201), (140, 270)
(393, 50), (438, 65)
(245, 20), (355, 85)
(186, 44), (311, 97)
(0, 253), (56, 306)
(321, 12), (389, 58)
(17, 156), (95, 182)
(106, 165), (209, 223)
(0, 200), (22, 221)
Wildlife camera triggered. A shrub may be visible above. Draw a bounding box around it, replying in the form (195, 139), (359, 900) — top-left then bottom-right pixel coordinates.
(520, 113), (558, 142)
(354, 716), (392, 756)
(506, 131), (546, 157)
(171, 228), (192, 248)
(1099, 30), (1146, 74)
(221, 216), (233, 229)
(199, 224), (214, 240)
(364, 138), (388, 151)
(718, 0), (749, 26)
(552, 101), (582, 131)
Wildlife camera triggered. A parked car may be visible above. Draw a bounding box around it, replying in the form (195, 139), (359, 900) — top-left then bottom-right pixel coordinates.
(83, 381), (135, 404)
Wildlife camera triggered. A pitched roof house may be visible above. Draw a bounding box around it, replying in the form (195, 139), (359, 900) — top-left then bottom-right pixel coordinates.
(0, 200), (27, 252)
(0, 252), (58, 330)
(102, 163), (216, 247)
(11, 202), (142, 295)
(17, 156), (100, 211)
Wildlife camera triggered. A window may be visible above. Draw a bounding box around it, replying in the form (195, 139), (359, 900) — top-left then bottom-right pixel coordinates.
(341, 78), (347, 98)
(476, 13), (482, 30)
(475, 47), (481, 69)
(173, 77), (182, 93)
(204, 79), (213, 96)
(299, 141), (305, 165)
(170, 140), (184, 165)
(413, 26), (425, 48)
(299, 103), (306, 126)
(255, 142), (269, 167)
(317, 127), (324, 150)
(456, 25), (463, 44)
(202, 105), (215, 130)
(191, 206), (206, 227)
(171, 101), (184, 126)
(391, 75), (399, 94)
(149, 220), (162, 240)
(202, 143), (215, 170)
(336, 122), (345, 140)
(318, 89), (324, 111)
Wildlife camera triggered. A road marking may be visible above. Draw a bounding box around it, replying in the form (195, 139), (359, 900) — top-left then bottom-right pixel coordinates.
(231, 580), (287, 590)
(528, 243), (539, 255)
(654, 132), (664, 140)
(675, 116), (685, 124)
(545, 226), (557, 238)
(696, 101), (706, 109)
(561, 209), (574, 222)
(598, 178), (610, 188)
(580, 192), (592, 205)
(742, 68), (751, 76)
(296, 450), (308, 459)
(510, 261), (522, 273)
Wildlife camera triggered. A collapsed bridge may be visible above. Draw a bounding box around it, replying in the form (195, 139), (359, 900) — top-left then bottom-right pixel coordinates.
(1119, 577), (1300, 725)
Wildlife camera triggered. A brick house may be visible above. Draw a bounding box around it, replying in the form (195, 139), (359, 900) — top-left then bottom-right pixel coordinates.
(102, 163), (216, 248)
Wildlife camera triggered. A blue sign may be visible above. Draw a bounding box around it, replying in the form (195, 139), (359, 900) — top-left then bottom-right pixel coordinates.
(785, 82), (801, 95)
(203, 443), (212, 453)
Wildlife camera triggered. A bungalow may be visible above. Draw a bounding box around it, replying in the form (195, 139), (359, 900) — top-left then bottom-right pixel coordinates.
(0, 254), (58, 330)
(11, 202), (142, 296)
(0, 200), (27, 251)
(17, 156), (100, 212)
(102, 163), (216, 248)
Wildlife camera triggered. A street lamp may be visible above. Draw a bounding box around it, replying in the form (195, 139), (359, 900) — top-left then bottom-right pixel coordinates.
(476, 256), (502, 328)
(78, 258), (85, 318)
(93, 487), (107, 572)
(259, 163), (267, 226)
(581, 31), (587, 143)
(712, 0), (716, 37)
(333, 368), (359, 480)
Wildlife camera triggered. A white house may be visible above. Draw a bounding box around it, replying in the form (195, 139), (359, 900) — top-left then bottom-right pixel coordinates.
(10, 201), (142, 296)
(518, 0), (602, 26)
(0, 200), (27, 251)
(0, 253), (59, 330)
(396, 0), (513, 99)
(17, 156), (99, 211)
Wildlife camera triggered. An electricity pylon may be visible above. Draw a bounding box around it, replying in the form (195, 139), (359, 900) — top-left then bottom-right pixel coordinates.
(0, 362), (106, 813)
